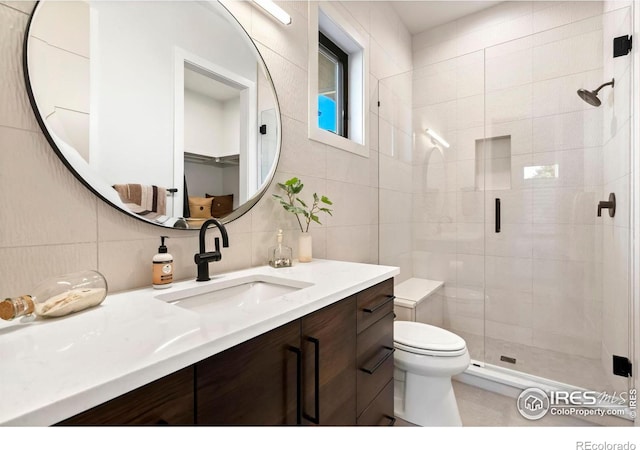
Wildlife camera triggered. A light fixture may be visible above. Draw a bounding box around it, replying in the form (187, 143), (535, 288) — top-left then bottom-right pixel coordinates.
(253, 0), (292, 25)
(425, 128), (450, 148)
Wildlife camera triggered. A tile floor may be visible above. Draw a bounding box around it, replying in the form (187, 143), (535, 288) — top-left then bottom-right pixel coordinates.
(457, 332), (622, 393)
(396, 381), (632, 427)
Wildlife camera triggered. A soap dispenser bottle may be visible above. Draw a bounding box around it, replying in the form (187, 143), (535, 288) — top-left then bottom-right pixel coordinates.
(153, 236), (174, 289)
(269, 229), (292, 268)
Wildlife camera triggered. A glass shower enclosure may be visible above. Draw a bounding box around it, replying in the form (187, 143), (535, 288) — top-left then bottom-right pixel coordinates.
(378, 5), (633, 397)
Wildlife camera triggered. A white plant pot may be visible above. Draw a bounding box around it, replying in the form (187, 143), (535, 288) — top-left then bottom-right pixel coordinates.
(298, 233), (312, 263)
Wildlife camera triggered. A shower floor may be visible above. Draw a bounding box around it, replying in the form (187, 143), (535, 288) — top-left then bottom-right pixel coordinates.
(458, 332), (623, 395)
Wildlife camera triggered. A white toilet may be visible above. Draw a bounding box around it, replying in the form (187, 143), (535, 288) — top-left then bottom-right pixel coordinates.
(393, 278), (470, 427)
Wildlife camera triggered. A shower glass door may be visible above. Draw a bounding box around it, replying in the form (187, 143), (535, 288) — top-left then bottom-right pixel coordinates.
(378, 50), (489, 363)
(482, 6), (632, 394)
(378, 3), (632, 399)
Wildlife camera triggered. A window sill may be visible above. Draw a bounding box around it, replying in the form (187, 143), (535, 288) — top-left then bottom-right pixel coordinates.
(309, 125), (368, 157)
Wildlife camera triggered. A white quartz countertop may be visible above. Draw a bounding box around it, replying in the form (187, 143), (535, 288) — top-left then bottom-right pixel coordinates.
(0, 259), (399, 426)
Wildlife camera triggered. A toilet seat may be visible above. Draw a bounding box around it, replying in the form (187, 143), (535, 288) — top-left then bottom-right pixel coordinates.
(394, 321), (467, 357)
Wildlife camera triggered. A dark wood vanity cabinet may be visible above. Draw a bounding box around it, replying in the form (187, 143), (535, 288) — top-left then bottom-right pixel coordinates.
(196, 296), (357, 425)
(196, 320), (301, 425)
(58, 367), (195, 425)
(56, 279), (394, 426)
(300, 295), (357, 425)
(356, 278), (395, 425)
(195, 280), (395, 426)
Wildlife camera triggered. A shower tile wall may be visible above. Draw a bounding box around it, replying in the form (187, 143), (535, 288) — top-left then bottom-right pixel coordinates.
(382, 0), (633, 390)
(410, 49), (487, 357)
(379, 71), (413, 284)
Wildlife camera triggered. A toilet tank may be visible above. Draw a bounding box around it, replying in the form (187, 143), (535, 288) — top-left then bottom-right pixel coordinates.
(393, 278), (444, 327)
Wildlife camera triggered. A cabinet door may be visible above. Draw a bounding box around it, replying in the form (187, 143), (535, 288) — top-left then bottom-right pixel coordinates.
(196, 320), (301, 425)
(301, 296), (357, 425)
(58, 367), (195, 425)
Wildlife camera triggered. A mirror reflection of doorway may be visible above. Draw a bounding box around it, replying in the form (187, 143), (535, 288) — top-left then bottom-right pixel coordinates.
(173, 48), (257, 219)
(183, 64), (242, 218)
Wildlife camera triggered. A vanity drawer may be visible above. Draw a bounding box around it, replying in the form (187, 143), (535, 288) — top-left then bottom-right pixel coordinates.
(356, 311), (394, 416)
(58, 367), (195, 425)
(357, 379), (395, 426)
(356, 278), (394, 334)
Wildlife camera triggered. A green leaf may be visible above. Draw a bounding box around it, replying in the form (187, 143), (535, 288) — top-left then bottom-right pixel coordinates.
(272, 194), (284, 200)
(310, 214), (321, 225)
(299, 209), (310, 218)
(313, 193), (319, 202)
(285, 177), (299, 186)
(319, 208), (333, 216)
(296, 198), (308, 208)
(321, 196), (333, 205)
(292, 183), (304, 194)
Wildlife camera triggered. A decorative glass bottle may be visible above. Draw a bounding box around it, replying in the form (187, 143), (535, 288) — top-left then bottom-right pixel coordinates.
(0, 270), (108, 321)
(269, 229), (292, 268)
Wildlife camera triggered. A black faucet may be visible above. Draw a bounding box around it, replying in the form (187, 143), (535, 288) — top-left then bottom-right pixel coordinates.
(194, 218), (230, 282)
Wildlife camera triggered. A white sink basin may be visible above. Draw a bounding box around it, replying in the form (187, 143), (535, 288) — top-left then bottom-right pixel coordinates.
(155, 275), (313, 315)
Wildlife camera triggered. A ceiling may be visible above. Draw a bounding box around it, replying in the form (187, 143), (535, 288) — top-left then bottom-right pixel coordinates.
(184, 68), (240, 102)
(391, 1), (502, 35)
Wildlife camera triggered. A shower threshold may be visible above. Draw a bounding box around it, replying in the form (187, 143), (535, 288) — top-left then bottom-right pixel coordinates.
(454, 361), (634, 423)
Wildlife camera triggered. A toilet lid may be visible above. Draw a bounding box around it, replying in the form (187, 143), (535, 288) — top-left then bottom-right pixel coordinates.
(394, 321), (467, 356)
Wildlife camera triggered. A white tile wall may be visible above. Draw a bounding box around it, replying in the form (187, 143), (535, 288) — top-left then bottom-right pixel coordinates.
(532, 109), (603, 153)
(485, 43), (533, 93)
(413, 160), (457, 194)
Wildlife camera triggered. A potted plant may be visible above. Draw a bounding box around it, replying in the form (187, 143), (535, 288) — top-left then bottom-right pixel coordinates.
(273, 177), (333, 262)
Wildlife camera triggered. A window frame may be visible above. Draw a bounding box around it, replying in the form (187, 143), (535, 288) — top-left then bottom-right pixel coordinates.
(308, 2), (369, 158)
(318, 31), (349, 138)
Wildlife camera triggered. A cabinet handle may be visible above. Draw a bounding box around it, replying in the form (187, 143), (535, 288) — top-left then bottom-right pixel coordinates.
(383, 415), (396, 426)
(360, 346), (395, 375)
(303, 336), (320, 425)
(288, 346), (302, 425)
(495, 198), (501, 233)
(363, 295), (395, 314)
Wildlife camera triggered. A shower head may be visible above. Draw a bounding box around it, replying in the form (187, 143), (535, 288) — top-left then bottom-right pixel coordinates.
(577, 78), (615, 107)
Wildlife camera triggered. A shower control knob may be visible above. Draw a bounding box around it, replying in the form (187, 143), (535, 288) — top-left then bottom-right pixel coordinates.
(597, 193), (616, 218)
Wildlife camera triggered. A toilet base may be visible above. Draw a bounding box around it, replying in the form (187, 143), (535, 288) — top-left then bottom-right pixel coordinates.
(394, 369), (463, 426)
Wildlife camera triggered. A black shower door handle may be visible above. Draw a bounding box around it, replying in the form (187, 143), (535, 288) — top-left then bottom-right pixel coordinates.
(495, 198), (501, 233)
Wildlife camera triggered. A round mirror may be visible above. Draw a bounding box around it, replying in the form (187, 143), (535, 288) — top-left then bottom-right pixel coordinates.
(24, 0), (281, 229)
